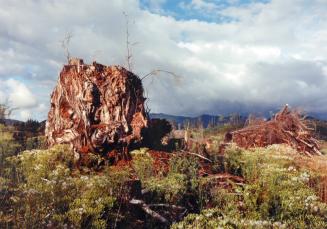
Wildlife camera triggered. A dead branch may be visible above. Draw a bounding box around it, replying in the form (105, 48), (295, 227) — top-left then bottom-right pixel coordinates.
(60, 31), (73, 63)
(141, 69), (181, 83)
(206, 173), (245, 183)
(0, 102), (18, 121)
(123, 11), (134, 71)
(178, 209), (188, 221)
(148, 203), (186, 210)
(129, 199), (169, 225)
(180, 150), (213, 163)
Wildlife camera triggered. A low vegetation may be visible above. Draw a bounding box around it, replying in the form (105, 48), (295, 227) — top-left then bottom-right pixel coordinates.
(1, 122), (327, 228)
(173, 145), (327, 228)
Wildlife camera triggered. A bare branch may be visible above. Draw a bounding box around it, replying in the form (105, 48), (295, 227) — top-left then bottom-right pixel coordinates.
(141, 69), (182, 85)
(180, 150), (213, 163)
(0, 101), (18, 121)
(148, 203), (186, 210)
(129, 199), (169, 225)
(123, 12), (132, 71)
(60, 31), (73, 63)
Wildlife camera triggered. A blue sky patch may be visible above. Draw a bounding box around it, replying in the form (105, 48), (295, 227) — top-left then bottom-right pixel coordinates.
(140, 0), (270, 23)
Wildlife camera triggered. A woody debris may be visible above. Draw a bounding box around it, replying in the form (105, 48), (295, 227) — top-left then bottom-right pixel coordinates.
(228, 105), (321, 156)
(45, 58), (148, 157)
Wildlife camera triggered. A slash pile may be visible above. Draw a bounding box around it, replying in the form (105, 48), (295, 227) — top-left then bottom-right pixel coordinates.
(229, 106), (321, 156)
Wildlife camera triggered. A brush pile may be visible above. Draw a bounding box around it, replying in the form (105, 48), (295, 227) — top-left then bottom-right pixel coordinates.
(45, 58), (148, 156)
(229, 106), (321, 156)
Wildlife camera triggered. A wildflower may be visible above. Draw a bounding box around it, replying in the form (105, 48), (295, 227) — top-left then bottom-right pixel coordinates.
(299, 172), (310, 182)
(313, 205), (319, 212)
(287, 166), (296, 172)
(306, 195), (318, 202)
(26, 188), (38, 194)
(291, 177), (298, 182)
(78, 208), (84, 215)
(205, 212), (213, 217)
(81, 176), (89, 180)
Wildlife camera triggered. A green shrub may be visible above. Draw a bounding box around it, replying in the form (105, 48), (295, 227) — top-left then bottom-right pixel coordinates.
(67, 175), (116, 228)
(8, 145), (76, 228)
(169, 154), (199, 179)
(131, 148), (155, 181)
(7, 145), (131, 228)
(132, 152), (201, 207)
(25, 136), (46, 150)
(173, 145), (327, 228)
(198, 177), (239, 212)
(172, 208), (287, 229)
(159, 154), (200, 205)
(0, 124), (21, 178)
(145, 173), (188, 204)
(169, 154), (200, 194)
(0, 124), (24, 228)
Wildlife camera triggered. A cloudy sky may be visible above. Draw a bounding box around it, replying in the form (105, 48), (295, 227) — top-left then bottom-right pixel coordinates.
(1, 0), (327, 121)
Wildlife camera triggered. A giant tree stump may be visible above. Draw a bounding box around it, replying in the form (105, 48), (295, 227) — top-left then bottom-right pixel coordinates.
(45, 58), (148, 156)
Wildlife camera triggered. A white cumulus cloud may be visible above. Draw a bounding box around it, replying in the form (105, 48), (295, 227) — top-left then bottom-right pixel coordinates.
(0, 0), (327, 120)
(4, 79), (37, 108)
